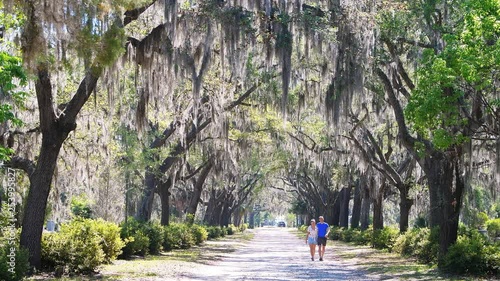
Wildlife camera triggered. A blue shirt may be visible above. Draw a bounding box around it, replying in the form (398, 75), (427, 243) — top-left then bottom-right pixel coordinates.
(317, 222), (329, 238)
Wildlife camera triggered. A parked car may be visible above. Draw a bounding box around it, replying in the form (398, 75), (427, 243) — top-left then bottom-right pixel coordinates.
(278, 221), (286, 227)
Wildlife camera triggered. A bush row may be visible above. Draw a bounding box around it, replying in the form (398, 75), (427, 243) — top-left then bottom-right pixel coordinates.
(39, 217), (246, 275)
(314, 225), (499, 276)
(118, 219), (245, 257)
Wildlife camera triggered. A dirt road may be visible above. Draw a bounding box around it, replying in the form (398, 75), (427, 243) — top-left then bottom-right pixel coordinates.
(181, 227), (371, 280)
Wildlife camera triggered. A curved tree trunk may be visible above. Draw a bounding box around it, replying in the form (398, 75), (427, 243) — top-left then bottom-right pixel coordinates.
(20, 136), (64, 268)
(186, 161), (213, 222)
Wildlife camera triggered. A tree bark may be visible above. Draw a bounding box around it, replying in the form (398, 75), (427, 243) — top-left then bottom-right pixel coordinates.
(20, 134), (64, 268)
(339, 187), (351, 228)
(372, 194), (384, 230)
(331, 191), (341, 227)
(360, 183), (371, 231)
(398, 183), (413, 232)
(351, 179), (362, 228)
(423, 150), (464, 258)
(158, 177), (172, 226)
(186, 161), (213, 222)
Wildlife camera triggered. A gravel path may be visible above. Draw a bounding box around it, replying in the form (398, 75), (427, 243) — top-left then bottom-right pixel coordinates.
(181, 227), (373, 281)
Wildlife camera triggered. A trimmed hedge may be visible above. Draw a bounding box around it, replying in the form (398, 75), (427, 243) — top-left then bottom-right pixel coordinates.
(41, 218), (122, 274)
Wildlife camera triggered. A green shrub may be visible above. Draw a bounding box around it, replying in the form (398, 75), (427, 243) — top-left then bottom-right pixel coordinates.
(41, 219), (106, 274)
(142, 222), (164, 254)
(207, 226), (225, 239)
(486, 218), (500, 240)
(298, 225), (308, 233)
(163, 223), (195, 250)
(329, 226), (342, 240)
(443, 230), (500, 275)
(414, 227), (439, 263)
(93, 219), (125, 263)
(341, 228), (359, 242)
(240, 223), (249, 232)
(120, 218), (150, 257)
(226, 224), (239, 235)
(353, 229), (372, 245)
(394, 228), (419, 257)
(0, 242), (29, 281)
(70, 194), (93, 219)
(372, 227), (400, 251)
(191, 224), (208, 245)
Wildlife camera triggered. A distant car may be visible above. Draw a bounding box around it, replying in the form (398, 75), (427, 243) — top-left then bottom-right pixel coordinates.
(278, 221), (286, 227)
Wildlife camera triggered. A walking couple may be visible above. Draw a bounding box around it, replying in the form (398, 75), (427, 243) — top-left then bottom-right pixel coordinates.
(305, 216), (330, 261)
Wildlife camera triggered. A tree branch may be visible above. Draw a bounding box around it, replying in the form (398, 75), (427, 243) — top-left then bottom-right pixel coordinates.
(5, 156), (36, 177)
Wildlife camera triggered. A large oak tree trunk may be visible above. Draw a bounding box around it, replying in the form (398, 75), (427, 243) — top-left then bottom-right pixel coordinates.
(398, 183), (413, 232)
(339, 187), (351, 228)
(351, 179), (362, 228)
(137, 169), (157, 221)
(158, 177), (172, 226)
(19, 66), (99, 268)
(20, 135), (64, 268)
(423, 150), (464, 258)
(360, 184), (371, 231)
(372, 191), (384, 230)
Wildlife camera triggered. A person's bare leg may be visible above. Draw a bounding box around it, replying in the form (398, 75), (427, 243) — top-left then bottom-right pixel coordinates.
(318, 244), (323, 258)
(309, 244), (315, 260)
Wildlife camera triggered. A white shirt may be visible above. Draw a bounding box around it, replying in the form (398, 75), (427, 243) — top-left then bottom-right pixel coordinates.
(307, 225), (318, 238)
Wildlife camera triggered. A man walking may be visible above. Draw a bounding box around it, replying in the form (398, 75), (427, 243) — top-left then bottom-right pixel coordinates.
(316, 216), (330, 261)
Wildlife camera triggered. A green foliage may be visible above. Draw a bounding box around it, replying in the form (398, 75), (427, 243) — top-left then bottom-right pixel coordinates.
(191, 224), (208, 245)
(443, 230), (500, 275)
(94, 25), (126, 67)
(403, 0), (500, 150)
(476, 212), (490, 228)
(0, 243), (29, 281)
(486, 218), (500, 239)
(70, 194), (94, 218)
(92, 219), (125, 263)
(119, 218), (150, 257)
(413, 214), (428, 228)
(298, 224), (308, 233)
(328, 226), (341, 240)
(226, 224), (239, 235)
(0, 51), (28, 160)
(206, 225), (226, 239)
(393, 227), (439, 263)
(372, 227), (400, 251)
(141, 221), (164, 255)
(239, 223), (249, 232)
(41, 219), (109, 274)
(163, 223), (196, 250)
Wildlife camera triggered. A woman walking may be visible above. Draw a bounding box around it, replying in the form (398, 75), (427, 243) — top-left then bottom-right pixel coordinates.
(305, 219), (318, 261)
